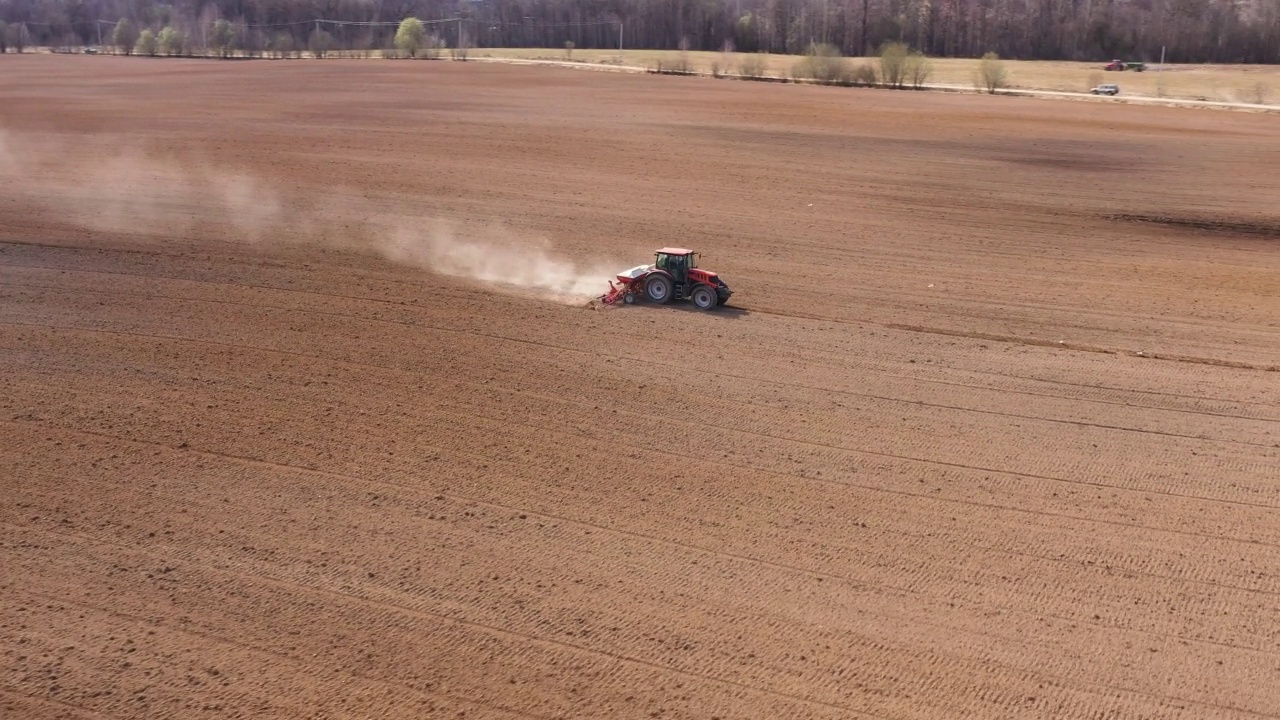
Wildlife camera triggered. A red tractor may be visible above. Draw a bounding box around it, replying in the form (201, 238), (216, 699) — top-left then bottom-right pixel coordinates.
(601, 248), (733, 310)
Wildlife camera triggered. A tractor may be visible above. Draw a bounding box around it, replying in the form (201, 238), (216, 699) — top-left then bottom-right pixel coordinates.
(601, 248), (733, 310)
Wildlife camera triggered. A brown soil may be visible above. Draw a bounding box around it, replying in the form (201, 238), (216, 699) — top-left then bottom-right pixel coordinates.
(2, 55), (1279, 719)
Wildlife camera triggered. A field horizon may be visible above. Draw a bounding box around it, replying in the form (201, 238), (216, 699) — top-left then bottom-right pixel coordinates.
(20, 44), (1280, 107)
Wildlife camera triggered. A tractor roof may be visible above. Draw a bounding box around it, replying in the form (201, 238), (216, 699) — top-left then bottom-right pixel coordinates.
(655, 247), (693, 255)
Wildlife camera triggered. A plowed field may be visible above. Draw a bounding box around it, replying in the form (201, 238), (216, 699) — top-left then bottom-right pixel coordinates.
(3, 55), (1279, 719)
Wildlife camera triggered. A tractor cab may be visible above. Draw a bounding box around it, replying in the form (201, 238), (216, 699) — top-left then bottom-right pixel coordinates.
(655, 248), (696, 283)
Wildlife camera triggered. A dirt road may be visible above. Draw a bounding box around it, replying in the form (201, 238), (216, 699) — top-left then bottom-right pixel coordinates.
(2, 56), (1278, 719)
(474, 56), (1280, 112)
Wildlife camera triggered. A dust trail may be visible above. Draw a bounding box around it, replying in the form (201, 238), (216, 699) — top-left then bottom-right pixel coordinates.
(378, 221), (617, 303)
(0, 129), (285, 243)
(1, 127), (620, 303)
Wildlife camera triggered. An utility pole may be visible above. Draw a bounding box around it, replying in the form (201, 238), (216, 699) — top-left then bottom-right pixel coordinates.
(618, 21), (623, 61)
(861, 0), (869, 56)
(822, 0), (829, 45)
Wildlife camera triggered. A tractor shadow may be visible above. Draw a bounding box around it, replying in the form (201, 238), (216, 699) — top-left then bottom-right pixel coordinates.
(588, 297), (750, 319)
(639, 302), (750, 319)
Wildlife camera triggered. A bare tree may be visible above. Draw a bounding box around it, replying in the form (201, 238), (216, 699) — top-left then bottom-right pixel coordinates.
(714, 40), (734, 77)
(976, 52), (1008, 94)
(0, 22), (8, 54)
(355, 31), (376, 59)
(269, 33), (293, 59)
(308, 27), (334, 59)
(56, 32), (79, 53)
(423, 35), (445, 60)
(852, 63), (878, 86)
(135, 29), (158, 56)
(905, 51), (932, 89)
(113, 19), (139, 56)
(194, 4), (217, 55)
(12, 23), (30, 53)
(210, 19), (234, 58)
(793, 43), (852, 85)
(879, 42), (909, 88)
(158, 26), (183, 56)
(673, 36), (693, 73)
(452, 26), (470, 60)
(738, 52), (768, 79)
(233, 20), (261, 58)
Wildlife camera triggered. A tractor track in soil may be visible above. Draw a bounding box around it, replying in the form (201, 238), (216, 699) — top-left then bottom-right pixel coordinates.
(9, 412), (1278, 603)
(3, 55), (1280, 719)
(7, 319), (1277, 521)
(11, 444), (1280, 669)
(6, 477), (1271, 718)
(3, 285), (1274, 448)
(721, 296), (1280, 373)
(7, 456), (1269, 712)
(5, 266), (1277, 429)
(10, 415), (1280, 622)
(7, 528), (880, 719)
(7, 587), (551, 720)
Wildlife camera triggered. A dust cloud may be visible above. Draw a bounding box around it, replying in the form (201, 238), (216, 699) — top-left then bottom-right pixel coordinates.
(0, 128), (617, 303)
(377, 222), (617, 302)
(0, 129), (284, 242)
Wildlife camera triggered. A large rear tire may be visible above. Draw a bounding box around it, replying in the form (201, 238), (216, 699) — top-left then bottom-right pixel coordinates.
(691, 285), (717, 310)
(645, 275), (673, 304)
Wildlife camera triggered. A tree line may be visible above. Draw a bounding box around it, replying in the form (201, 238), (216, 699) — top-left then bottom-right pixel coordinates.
(1, 0), (1276, 63)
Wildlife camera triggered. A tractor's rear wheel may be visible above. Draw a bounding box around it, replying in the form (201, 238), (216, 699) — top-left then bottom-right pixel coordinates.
(691, 285), (717, 310)
(645, 275), (673, 304)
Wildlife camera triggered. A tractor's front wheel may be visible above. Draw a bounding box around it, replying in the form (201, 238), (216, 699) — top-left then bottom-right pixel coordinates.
(691, 285), (717, 310)
(645, 275), (673, 304)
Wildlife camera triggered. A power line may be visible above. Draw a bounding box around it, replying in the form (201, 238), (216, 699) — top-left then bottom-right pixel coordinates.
(483, 19), (621, 29)
(76, 16), (620, 31)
